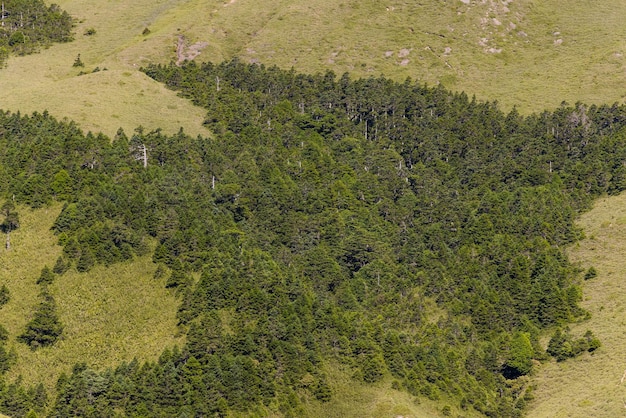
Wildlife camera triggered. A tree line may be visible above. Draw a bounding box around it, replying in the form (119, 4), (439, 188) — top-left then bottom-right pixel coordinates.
(0, 0), (72, 66)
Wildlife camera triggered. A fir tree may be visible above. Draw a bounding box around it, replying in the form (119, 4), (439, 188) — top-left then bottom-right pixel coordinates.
(18, 292), (63, 349)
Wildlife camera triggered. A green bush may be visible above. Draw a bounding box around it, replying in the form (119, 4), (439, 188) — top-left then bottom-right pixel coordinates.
(584, 266), (598, 280)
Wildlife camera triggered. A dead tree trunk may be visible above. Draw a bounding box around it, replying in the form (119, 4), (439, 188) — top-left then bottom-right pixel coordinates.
(141, 144), (148, 168)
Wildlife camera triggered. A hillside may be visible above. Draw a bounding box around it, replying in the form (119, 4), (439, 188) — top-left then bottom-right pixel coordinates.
(0, 205), (183, 391)
(0, 0), (212, 138)
(3, 0), (626, 417)
(2, 0), (626, 139)
(2, 57), (626, 416)
(528, 193), (626, 417)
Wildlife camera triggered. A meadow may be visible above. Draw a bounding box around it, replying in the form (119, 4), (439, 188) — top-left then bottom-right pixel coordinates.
(2, 0), (626, 140)
(0, 204), (183, 390)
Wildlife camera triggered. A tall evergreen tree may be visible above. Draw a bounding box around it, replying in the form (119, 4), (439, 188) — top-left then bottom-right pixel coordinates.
(18, 291), (63, 349)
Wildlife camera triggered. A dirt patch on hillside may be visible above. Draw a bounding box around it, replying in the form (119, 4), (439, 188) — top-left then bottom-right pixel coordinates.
(176, 35), (209, 65)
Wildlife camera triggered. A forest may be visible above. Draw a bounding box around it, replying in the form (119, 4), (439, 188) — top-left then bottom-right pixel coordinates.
(0, 0), (72, 65)
(0, 59), (623, 416)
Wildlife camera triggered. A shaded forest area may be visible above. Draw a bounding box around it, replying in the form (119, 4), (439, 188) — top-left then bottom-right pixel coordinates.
(0, 0), (72, 65)
(1, 60), (626, 416)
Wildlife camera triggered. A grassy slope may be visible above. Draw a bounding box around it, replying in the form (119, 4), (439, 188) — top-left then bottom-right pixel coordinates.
(0, 0), (212, 139)
(2, 0), (626, 138)
(528, 193), (626, 417)
(301, 364), (482, 418)
(0, 206), (183, 390)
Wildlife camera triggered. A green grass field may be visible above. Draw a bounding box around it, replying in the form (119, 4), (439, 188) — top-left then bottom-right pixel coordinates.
(301, 363), (482, 418)
(0, 205), (183, 391)
(0, 0), (213, 139)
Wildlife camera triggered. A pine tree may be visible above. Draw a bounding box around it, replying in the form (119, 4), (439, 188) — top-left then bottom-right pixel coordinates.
(18, 292), (63, 349)
(36, 266), (55, 286)
(0, 284), (9, 306)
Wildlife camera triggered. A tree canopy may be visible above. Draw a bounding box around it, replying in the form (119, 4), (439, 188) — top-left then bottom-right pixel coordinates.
(0, 61), (626, 415)
(0, 0), (73, 66)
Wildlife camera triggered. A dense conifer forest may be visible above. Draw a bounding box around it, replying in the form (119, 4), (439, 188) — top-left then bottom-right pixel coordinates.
(1, 60), (626, 416)
(0, 0), (72, 65)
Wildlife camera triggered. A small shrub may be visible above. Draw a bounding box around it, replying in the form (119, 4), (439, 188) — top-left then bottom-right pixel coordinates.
(153, 263), (167, 280)
(84, 27), (96, 36)
(313, 378), (332, 402)
(547, 328), (601, 361)
(18, 293), (63, 349)
(8, 31), (25, 46)
(73, 54), (84, 67)
(583, 330), (602, 352)
(53, 256), (70, 275)
(76, 249), (95, 272)
(36, 266), (55, 285)
(584, 266), (598, 280)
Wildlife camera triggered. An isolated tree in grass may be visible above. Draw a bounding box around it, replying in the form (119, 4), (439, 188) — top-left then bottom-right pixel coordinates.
(1, 201), (19, 250)
(0, 284), (9, 306)
(36, 266), (55, 286)
(19, 291), (63, 349)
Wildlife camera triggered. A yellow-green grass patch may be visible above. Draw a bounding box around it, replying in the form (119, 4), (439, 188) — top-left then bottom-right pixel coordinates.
(300, 363), (482, 418)
(0, 204), (183, 391)
(0, 0), (212, 139)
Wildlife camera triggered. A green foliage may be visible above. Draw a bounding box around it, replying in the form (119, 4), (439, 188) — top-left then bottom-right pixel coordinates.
(50, 169), (72, 201)
(584, 266), (598, 280)
(313, 377), (332, 402)
(360, 353), (387, 383)
(584, 330), (602, 352)
(18, 291), (63, 349)
(1, 201), (19, 234)
(0, 46), (8, 66)
(0, 0), (72, 64)
(35, 266), (55, 286)
(0, 284), (9, 307)
(2, 61), (626, 416)
(8, 30), (25, 46)
(165, 267), (191, 290)
(547, 328), (601, 361)
(52, 256), (69, 275)
(75, 248), (95, 272)
(503, 332), (534, 379)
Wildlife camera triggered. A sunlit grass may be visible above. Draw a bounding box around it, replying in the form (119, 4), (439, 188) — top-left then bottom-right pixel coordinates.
(0, 204), (183, 392)
(3, 0), (626, 140)
(301, 363), (482, 418)
(0, 0), (212, 139)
